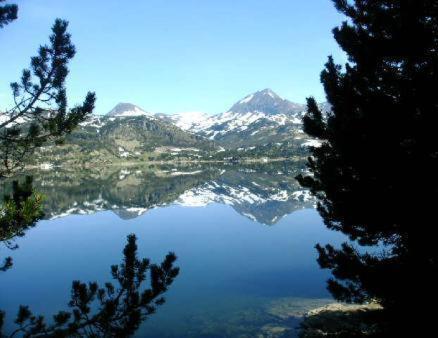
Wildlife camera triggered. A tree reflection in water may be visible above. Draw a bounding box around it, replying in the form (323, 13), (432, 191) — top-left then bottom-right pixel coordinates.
(0, 234), (179, 337)
(0, 178), (179, 337)
(0, 177), (44, 272)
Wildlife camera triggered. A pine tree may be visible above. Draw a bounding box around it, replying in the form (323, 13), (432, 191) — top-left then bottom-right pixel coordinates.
(0, 8), (179, 335)
(0, 3), (96, 271)
(0, 0), (17, 28)
(298, 0), (438, 334)
(0, 176), (44, 271)
(0, 3), (95, 177)
(0, 234), (179, 337)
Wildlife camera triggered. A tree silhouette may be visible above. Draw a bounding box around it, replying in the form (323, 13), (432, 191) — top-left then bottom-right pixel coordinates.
(0, 1), (17, 28)
(0, 3), (95, 177)
(0, 4), (179, 336)
(0, 234), (179, 337)
(0, 177), (44, 271)
(0, 2), (95, 268)
(298, 0), (437, 335)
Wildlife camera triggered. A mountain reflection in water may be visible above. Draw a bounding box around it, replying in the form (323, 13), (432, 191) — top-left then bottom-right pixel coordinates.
(11, 162), (314, 225)
(0, 162), (346, 337)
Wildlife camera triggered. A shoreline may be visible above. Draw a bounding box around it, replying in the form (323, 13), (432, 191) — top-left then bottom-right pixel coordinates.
(27, 156), (306, 170)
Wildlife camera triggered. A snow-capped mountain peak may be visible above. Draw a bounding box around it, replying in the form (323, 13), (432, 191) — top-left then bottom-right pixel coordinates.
(107, 103), (150, 117)
(228, 88), (304, 115)
(238, 89), (280, 105)
(159, 89), (308, 146)
(262, 88), (280, 99)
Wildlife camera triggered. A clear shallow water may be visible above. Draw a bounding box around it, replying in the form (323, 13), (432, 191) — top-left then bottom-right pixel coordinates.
(0, 165), (347, 337)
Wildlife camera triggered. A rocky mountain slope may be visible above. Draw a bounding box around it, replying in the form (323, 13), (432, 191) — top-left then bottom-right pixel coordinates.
(30, 112), (217, 167)
(162, 89), (325, 148)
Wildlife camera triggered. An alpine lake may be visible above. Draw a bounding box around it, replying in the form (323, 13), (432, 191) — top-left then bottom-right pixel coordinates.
(0, 161), (348, 337)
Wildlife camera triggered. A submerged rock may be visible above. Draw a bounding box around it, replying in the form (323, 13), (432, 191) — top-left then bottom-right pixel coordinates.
(266, 298), (334, 320)
(299, 302), (383, 337)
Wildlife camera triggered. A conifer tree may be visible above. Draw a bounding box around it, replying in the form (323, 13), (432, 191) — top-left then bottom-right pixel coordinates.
(0, 2), (95, 270)
(0, 2), (95, 177)
(0, 234), (179, 337)
(0, 0), (17, 28)
(298, 0), (438, 334)
(0, 176), (44, 271)
(0, 8), (179, 336)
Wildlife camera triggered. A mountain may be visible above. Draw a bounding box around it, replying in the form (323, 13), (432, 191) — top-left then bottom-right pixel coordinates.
(30, 105), (217, 167)
(107, 103), (150, 117)
(227, 88), (305, 115)
(28, 90), (324, 167)
(164, 112), (211, 131)
(163, 89), (320, 148)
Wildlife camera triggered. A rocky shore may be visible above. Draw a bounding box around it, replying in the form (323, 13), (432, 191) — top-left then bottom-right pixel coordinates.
(299, 302), (383, 337)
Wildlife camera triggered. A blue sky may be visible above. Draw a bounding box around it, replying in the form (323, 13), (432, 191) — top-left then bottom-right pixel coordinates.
(0, 0), (346, 115)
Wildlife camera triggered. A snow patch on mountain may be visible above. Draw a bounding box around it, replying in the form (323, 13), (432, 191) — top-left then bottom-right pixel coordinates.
(107, 103), (150, 117)
(79, 116), (106, 129)
(239, 94), (254, 104)
(292, 190), (313, 201)
(169, 111), (210, 130)
(0, 113), (29, 127)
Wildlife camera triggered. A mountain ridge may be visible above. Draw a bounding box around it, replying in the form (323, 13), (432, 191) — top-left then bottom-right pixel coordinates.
(29, 89), (323, 167)
(152, 89), (326, 148)
(101, 89), (326, 149)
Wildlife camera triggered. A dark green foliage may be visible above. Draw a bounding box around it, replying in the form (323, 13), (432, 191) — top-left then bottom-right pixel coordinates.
(0, 4), (95, 271)
(0, 1), (17, 28)
(298, 0), (438, 334)
(0, 234), (179, 337)
(302, 98), (326, 139)
(0, 177), (44, 271)
(0, 18), (95, 177)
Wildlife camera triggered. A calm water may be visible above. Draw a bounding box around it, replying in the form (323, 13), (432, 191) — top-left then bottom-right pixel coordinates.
(0, 163), (346, 337)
